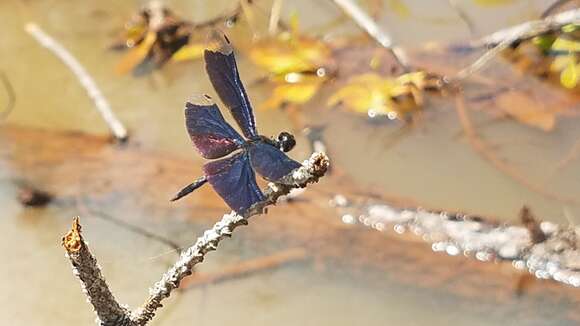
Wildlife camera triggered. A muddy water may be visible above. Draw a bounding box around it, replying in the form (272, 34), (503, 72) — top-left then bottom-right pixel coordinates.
(1, 0), (579, 325)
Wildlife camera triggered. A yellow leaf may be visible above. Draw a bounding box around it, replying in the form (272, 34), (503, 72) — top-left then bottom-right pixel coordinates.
(261, 81), (323, 110)
(387, 0), (411, 18)
(496, 92), (556, 131)
(171, 44), (205, 62)
(115, 32), (156, 75)
(249, 34), (331, 75)
(560, 60), (579, 89)
(327, 73), (401, 117)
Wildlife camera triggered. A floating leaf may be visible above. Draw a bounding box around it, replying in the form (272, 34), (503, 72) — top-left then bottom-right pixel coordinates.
(327, 73), (426, 119)
(560, 60), (579, 89)
(171, 44), (205, 62)
(249, 34), (331, 75)
(495, 91), (556, 131)
(115, 32), (157, 75)
(261, 80), (324, 110)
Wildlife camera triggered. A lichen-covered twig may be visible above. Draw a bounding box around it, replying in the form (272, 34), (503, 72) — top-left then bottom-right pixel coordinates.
(331, 0), (411, 71)
(329, 195), (580, 288)
(62, 152), (329, 325)
(25, 23), (128, 142)
(62, 217), (132, 325)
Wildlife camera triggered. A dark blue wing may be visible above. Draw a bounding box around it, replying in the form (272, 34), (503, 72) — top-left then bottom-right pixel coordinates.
(204, 31), (257, 138)
(185, 96), (244, 159)
(248, 142), (302, 182)
(203, 152), (265, 214)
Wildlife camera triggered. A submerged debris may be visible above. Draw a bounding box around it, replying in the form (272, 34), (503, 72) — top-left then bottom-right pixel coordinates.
(17, 186), (53, 207)
(329, 194), (580, 288)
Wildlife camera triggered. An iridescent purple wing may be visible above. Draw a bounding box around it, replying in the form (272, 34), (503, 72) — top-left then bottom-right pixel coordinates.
(248, 142), (302, 182)
(204, 152), (265, 214)
(185, 95), (244, 159)
(204, 31), (257, 138)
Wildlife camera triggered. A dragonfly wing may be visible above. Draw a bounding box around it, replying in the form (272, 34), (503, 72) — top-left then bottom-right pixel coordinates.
(248, 142), (302, 182)
(204, 31), (258, 138)
(185, 96), (244, 159)
(204, 153), (265, 214)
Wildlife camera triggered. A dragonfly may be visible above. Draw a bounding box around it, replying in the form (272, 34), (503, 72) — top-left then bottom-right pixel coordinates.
(171, 31), (302, 214)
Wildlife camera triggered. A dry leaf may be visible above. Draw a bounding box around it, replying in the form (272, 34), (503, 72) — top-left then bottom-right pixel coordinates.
(115, 32), (157, 75)
(171, 44), (205, 62)
(328, 73), (421, 119)
(495, 91), (556, 131)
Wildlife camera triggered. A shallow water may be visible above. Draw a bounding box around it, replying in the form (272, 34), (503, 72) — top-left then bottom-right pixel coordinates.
(1, 0), (580, 325)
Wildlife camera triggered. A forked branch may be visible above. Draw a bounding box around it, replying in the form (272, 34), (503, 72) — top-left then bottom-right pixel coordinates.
(62, 152), (329, 325)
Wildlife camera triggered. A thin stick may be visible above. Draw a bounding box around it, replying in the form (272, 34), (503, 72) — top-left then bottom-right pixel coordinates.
(180, 248), (308, 289)
(447, 0), (476, 36)
(269, 0), (284, 36)
(454, 95), (578, 205)
(63, 152), (329, 325)
(451, 8), (580, 83)
(475, 8), (579, 47)
(331, 0), (411, 71)
(25, 23), (128, 142)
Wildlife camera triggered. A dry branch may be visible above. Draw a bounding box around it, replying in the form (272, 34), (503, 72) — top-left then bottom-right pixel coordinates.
(63, 217), (132, 325)
(452, 8), (580, 82)
(25, 23), (128, 142)
(330, 195), (580, 289)
(62, 152), (329, 325)
(475, 8), (580, 48)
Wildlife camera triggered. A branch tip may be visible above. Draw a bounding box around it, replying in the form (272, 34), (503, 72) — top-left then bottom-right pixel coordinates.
(63, 216), (83, 253)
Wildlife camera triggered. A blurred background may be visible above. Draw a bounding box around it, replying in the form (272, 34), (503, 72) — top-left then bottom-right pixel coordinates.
(1, 0), (580, 325)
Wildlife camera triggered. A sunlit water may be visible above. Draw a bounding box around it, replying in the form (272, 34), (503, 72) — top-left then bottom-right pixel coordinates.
(1, 0), (579, 325)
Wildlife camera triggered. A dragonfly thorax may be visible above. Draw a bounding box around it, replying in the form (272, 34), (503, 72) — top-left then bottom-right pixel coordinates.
(247, 132), (296, 153)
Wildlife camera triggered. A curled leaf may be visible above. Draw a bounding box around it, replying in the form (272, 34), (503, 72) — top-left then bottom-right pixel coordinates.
(327, 72), (426, 119)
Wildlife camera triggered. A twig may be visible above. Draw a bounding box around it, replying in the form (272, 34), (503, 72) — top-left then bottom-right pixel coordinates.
(331, 0), (411, 71)
(180, 248), (308, 289)
(451, 8), (580, 83)
(63, 152), (329, 325)
(474, 8), (579, 47)
(541, 0), (577, 18)
(520, 206), (547, 244)
(25, 23), (128, 142)
(454, 94), (579, 204)
(268, 0), (284, 36)
(0, 72), (15, 121)
(447, 0), (476, 36)
(329, 194), (580, 288)
(63, 217), (132, 325)
(554, 136), (580, 171)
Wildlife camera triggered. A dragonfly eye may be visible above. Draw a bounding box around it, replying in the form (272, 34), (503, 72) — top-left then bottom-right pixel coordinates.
(277, 132), (296, 152)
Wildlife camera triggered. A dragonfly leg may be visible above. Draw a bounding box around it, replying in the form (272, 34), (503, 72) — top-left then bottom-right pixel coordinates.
(170, 176), (208, 201)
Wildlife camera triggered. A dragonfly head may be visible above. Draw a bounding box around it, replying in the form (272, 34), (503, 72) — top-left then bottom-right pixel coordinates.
(277, 131), (296, 152)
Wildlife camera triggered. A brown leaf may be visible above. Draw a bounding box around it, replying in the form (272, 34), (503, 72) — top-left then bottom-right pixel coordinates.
(495, 91), (556, 131)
